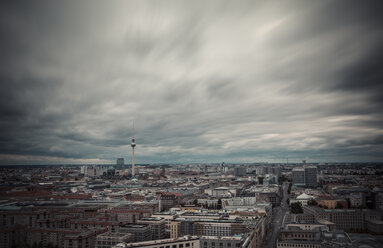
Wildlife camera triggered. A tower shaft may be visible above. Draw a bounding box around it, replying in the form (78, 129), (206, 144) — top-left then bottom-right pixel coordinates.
(132, 147), (135, 176)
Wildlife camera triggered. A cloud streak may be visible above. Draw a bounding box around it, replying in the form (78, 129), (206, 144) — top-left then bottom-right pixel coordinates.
(0, 0), (382, 164)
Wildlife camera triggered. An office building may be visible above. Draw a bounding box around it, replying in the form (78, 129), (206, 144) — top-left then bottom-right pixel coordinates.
(159, 193), (178, 212)
(81, 166), (88, 175)
(119, 224), (151, 242)
(304, 166), (318, 187)
(96, 232), (133, 248)
(137, 217), (166, 240)
(117, 158), (124, 168)
(234, 167), (246, 177)
(292, 166), (318, 188)
(292, 168), (305, 187)
(303, 206), (364, 231)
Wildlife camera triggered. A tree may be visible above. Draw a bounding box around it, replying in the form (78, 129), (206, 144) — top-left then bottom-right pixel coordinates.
(287, 183), (292, 194)
(308, 199), (318, 206)
(15, 243), (31, 248)
(46, 243), (55, 248)
(278, 175), (287, 185)
(335, 202), (344, 209)
(217, 199), (222, 209)
(290, 202), (303, 214)
(318, 204), (328, 209)
(346, 198), (351, 208)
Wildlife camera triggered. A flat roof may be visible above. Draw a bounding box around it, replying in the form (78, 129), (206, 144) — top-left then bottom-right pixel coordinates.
(123, 236), (200, 247)
(98, 232), (132, 237)
(120, 224), (148, 228)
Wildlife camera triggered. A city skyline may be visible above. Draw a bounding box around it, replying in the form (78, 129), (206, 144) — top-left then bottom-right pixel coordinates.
(1, 1), (383, 165)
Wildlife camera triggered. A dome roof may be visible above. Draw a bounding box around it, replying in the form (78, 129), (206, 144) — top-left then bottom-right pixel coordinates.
(297, 193), (314, 200)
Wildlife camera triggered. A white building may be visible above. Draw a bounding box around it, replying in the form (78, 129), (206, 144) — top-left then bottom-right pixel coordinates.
(293, 193), (315, 206)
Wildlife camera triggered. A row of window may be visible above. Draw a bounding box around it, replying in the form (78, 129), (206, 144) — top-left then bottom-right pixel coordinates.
(278, 243), (320, 248)
(156, 242), (194, 248)
(286, 234), (313, 239)
(203, 242), (240, 247)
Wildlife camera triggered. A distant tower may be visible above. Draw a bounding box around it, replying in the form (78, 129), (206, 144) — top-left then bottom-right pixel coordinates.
(131, 122), (136, 177)
(161, 165), (165, 176)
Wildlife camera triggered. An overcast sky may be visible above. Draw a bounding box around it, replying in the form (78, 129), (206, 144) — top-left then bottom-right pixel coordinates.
(0, 0), (382, 165)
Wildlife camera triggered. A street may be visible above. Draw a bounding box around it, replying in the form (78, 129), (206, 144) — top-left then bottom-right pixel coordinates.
(263, 182), (290, 248)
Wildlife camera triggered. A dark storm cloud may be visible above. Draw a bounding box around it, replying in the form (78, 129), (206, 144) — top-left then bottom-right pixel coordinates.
(334, 46), (383, 95)
(0, 0), (383, 164)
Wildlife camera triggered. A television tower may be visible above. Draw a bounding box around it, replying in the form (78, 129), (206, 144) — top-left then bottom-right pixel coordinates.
(131, 121), (136, 177)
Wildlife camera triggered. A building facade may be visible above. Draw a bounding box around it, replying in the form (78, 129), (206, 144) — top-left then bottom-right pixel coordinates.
(292, 168), (305, 187)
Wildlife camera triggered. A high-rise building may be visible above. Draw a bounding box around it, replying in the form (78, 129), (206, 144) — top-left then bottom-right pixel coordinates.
(117, 158), (124, 167)
(292, 166), (318, 188)
(234, 167), (246, 177)
(81, 166), (87, 175)
(160, 165), (165, 176)
(292, 168), (305, 186)
(304, 166), (318, 187)
(270, 166), (281, 177)
(256, 166), (265, 175)
(220, 162), (225, 173)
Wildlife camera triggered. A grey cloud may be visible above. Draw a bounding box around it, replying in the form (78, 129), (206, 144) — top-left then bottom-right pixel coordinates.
(0, 0), (383, 164)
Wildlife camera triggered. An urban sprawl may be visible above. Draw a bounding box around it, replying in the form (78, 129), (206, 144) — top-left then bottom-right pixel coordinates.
(1, 161), (383, 248)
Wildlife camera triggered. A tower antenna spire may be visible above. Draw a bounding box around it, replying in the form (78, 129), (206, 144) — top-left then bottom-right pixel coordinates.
(132, 120), (135, 139)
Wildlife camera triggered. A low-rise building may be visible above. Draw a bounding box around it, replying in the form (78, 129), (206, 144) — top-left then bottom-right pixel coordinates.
(137, 217), (167, 240)
(112, 236), (201, 248)
(303, 206), (364, 231)
(119, 224), (151, 242)
(96, 232), (133, 248)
